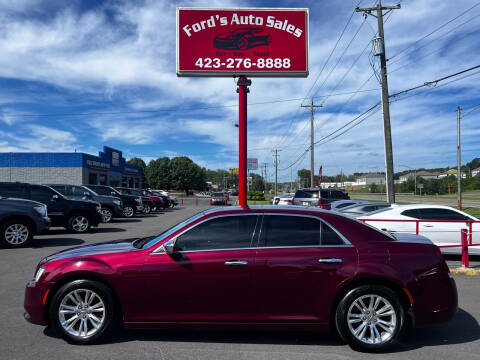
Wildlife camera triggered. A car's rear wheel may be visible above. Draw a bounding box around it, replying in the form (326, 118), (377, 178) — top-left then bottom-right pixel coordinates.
(236, 37), (248, 50)
(49, 280), (116, 344)
(123, 205), (134, 218)
(1, 219), (33, 248)
(67, 214), (90, 233)
(143, 204), (151, 214)
(335, 285), (404, 352)
(100, 208), (113, 223)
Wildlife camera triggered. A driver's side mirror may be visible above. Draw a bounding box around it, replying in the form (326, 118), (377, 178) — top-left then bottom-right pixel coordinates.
(51, 194), (59, 201)
(111, 191), (117, 196)
(163, 238), (177, 256)
(83, 191), (91, 198)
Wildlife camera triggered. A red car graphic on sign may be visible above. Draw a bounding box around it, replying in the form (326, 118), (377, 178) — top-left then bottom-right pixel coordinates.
(213, 27), (271, 50)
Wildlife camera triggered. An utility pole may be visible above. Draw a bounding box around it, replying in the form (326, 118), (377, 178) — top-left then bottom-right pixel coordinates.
(301, 100), (322, 188)
(356, 1), (400, 204)
(457, 106), (462, 210)
(272, 149), (280, 196)
(262, 162), (268, 191)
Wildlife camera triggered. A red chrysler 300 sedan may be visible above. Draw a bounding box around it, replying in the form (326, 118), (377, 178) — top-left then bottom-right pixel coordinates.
(24, 206), (457, 351)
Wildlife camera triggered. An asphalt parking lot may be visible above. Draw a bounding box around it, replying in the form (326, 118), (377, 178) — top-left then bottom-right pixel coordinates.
(1, 201), (479, 360)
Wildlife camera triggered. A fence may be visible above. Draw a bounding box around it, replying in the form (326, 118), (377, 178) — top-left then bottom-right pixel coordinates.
(358, 218), (480, 268)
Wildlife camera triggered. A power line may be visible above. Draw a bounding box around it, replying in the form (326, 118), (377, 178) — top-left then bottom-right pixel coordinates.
(461, 103), (480, 118)
(389, 1), (480, 61)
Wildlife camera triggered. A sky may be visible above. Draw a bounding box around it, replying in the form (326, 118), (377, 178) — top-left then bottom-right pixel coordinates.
(0, 0), (479, 182)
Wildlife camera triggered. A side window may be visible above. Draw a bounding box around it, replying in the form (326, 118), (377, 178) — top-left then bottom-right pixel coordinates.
(175, 215), (258, 252)
(419, 208), (469, 221)
(50, 185), (67, 195)
(92, 186), (108, 195)
(71, 186), (86, 196)
(321, 222), (345, 246)
(261, 215), (320, 247)
(362, 205), (377, 212)
(401, 209), (421, 219)
(30, 186), (54, 203)
(320, 189), (329, 198)
(0, 184), (25, 199)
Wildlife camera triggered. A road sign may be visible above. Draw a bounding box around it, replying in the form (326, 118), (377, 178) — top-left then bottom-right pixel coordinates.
(247, 158), (258, 170)
(229, 167), (239, 174)
(417, 184), (424, 189)
(177, 8), (309, 77)
(247, 176), (253, 185)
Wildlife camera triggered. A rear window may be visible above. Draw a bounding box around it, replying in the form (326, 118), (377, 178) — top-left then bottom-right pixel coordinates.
(295, 190), (319, 198)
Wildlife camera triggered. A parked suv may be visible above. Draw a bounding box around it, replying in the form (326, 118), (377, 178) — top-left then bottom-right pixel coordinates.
(141, 189), (167, 209)
(0, 197), (50, 247)
(47, 184), (123, 223)
(292, 188), (350, 209)
(115, 187), (155, 214)
(83, 185), (142, 218)
(0, 183), (102, 233)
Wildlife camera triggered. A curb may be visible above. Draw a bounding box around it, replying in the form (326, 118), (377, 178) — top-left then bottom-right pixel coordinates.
(450, 268), (480, 275)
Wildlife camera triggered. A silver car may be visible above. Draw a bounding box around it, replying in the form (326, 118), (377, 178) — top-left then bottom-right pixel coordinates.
(340, 202), (391, 217)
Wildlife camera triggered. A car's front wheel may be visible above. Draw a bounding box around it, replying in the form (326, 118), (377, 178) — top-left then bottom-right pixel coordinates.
(49, 279), (116, 344)
(1, 219), (33, 248)
(335, 285), (404, 352)
(67, 214), (90, 233)
(143, 204), (151, 214)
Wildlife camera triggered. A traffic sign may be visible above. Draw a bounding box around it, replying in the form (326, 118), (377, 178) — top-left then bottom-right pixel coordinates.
(177, 8), (309, 77)
(229, 168), (239, 174)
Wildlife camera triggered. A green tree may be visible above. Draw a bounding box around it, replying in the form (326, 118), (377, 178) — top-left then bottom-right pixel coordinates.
(250, 173), (265, 191)
(146, 157), (171, 189)
(297, 169), (311, 187)
(127, 157), (148, 188)
(170, 156), (206, 195)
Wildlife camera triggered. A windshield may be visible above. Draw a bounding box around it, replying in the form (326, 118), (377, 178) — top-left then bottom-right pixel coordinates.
(45, 186), (67, 199)
(130, 190), (142, 196)
(139, 212), (206, 249)
(82, 186), (98, 196)
(108, 187), (121, 195)
(212, 192), (224, 197)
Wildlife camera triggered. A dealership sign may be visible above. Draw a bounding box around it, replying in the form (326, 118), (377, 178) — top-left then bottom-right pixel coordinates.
(247, 158), (258, 170)
(177, 8), (308, 77)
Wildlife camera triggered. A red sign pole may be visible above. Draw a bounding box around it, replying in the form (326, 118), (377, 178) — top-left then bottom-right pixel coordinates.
(237, 76), (251, 208)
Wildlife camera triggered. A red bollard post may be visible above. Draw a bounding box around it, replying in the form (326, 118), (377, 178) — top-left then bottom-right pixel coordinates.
(181, 199), (184, 206)
(461, 228), (469, 268)
(195, 198), (198, 206)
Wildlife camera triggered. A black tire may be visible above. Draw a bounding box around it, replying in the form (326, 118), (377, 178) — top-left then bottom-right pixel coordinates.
(0, 218), (33, 248)
(335, 285), (404, 352)
(49, 279), (117, 344)
(67, 213), (91, 233)
(123, 205), (134, 218)
(100, 208), (113, 223)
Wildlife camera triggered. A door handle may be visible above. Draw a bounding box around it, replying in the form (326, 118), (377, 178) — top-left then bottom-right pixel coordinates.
(318, 258), (342, 264)
(422, 224), (433, 228)
(224, 260), (248, 267)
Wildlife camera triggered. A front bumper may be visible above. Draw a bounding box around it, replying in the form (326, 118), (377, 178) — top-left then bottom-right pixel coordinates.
(24, 280), (52, 326)
(36, 216), (51, 234)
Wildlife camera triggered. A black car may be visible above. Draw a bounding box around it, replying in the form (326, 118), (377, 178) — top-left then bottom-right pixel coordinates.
(0, 183), (102, 233)
(83, 185), (143, 218)
(0, 197), (50, 248)
(115, 187), (155, 214)
(213, 27), (271, 50)
(47, 184), (123, 223)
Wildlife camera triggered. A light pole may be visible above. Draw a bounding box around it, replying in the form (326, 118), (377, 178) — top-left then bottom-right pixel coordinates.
(398, 164), (416, 196)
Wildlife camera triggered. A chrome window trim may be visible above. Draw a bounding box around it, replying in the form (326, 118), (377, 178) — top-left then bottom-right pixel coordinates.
(257, 212), (353, 247)
(151, 213), (260, 254)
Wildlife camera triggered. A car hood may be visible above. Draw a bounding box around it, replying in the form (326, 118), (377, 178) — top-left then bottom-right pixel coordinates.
(392, 233), (433, 244)
(40, 239), (136, 264)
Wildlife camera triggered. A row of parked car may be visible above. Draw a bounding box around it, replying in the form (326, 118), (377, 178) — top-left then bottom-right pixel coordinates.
(0, 182), (178, 248)
(272, 187), (479, 254)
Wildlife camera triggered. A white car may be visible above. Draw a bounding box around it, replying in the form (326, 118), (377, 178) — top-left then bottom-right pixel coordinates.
(359, 204), (479, 255)
(272, 193), (294, 205)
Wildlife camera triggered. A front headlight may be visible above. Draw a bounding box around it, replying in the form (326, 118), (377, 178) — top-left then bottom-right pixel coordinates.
(33, 204), (47, 217)
(34, 267), (45, 282)
(113, 199), (121, 206)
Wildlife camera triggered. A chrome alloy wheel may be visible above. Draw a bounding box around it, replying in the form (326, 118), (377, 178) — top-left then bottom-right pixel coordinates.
(123, 206), (134, 217)
(4, 224), (29, 245)
(72, 216), (89, 232)
(58, 289), (106, 338)
(347, 294), (397, 345)
(100, 209), (112, 223)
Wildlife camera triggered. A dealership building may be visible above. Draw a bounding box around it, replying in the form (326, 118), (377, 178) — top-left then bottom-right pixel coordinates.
(0, 146), (142, 188)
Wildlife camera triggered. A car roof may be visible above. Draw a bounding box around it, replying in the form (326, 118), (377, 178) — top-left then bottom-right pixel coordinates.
(360, 203), (474, 218)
